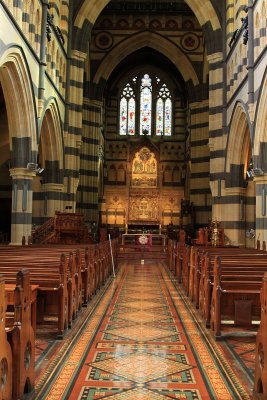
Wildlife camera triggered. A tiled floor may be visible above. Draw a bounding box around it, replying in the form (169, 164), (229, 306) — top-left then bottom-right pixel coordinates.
(35, 260), (253, 399)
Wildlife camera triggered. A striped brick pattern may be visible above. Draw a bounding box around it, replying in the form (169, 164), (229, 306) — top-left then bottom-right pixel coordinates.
(9, 168), (36, 245)
(255, 177), (267, 244)
(63, 50), (86, 213)
(189, 100), (211, 225)
(76, 99), (101, 222)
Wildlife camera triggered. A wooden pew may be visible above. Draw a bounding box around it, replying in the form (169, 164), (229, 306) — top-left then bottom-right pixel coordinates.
(28, 240), (116, 304)
(0, 251), (69, 338)
(198, 251), (267, 328)
(188, 246), (264, 307)
(5, 283), (38, 334)
(26, 244), (90, 306)
(0, 238), (118, 338)
(254, 273), (267, 400)
(0, 275), (12, 400)
(0, 246), (82, 322)
(6, 269), (35, 400)
(210, 255), (265, 339)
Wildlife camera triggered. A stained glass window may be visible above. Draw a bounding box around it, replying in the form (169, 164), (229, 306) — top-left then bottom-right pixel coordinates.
(156, 84), (172, 136)
(140, 74), (152, 135)
(119, 74), (172, 136)
(119, 84), (135, 135)
(156, 98), (164, 135)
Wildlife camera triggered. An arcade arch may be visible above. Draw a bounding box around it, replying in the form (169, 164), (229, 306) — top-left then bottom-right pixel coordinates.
(224, 103), (254, 247)
(0, 48), (37, 244)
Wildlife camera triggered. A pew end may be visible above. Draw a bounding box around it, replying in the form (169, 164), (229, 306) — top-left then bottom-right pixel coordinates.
(0, 275), (12, 400)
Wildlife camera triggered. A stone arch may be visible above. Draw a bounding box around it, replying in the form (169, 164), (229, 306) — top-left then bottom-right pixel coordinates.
(186, 0), (221, 31)
(108, 164), (117, 183)
(163, 166), (172, 184)
(225, 102), (252, 186)
(93, 31), (199, 86)
(73, 0), (221, 55)
(0, 47), (38, 244)
(117, 164), (126, 183)
(224, 101), (254, 247)
(32, 99), (64, 223)
(0, 46), (37, 166)
(38, 98), (64, 180)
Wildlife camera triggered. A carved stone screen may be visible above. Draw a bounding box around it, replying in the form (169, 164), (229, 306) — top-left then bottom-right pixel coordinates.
(128, 191), (159, 222)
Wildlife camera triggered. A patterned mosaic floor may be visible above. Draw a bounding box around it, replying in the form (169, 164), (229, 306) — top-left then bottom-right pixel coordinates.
(34, 261), (252, 399)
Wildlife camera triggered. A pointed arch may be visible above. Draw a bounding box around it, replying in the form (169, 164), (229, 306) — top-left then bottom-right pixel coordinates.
(0, 46), (37, 164)
(0, 47), (37, 145)
(185, 0), (221, 31)
(225, 102), (251, 186)
(94, 31), (199, 86)
(39, 98), (64, 171)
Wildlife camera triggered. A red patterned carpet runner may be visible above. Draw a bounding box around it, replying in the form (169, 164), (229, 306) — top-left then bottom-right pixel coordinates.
(35, 261), (250, 399)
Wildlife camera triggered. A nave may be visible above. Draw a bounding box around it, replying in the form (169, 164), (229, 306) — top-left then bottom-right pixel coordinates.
(34, 260), (252, 400)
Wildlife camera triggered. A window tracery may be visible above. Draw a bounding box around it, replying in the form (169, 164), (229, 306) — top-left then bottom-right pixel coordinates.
(119, 73), (172, 136)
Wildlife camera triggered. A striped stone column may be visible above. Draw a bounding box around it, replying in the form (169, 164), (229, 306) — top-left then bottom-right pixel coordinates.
(9, 168), (36, 245)
(189, 99), (211, 226)
(77, 99), (102, 222)
(207, 52), (225, 223)
(222, 187), (247, 246)
(64, 49), (87, 212)
(255, 176), (267, 245)
(41, 183), (64, 219)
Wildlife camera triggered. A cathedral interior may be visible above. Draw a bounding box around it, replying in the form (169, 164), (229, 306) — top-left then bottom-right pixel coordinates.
(1, 0), (267, 399)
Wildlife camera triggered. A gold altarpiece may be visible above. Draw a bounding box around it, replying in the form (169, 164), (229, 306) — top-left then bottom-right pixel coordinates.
(102, 144), (183, 231)
(128, 147), (159, 225)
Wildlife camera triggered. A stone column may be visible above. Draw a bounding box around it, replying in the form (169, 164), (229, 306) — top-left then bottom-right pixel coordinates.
(254, 175), (267, 245)
(64, 49), (87, 213)
(9, 168), (36, 245)
(222, 187), (247, 246)
(78, 99), (102, 222)
(207, 52), (226, 224)
(41, 183), (64, 217)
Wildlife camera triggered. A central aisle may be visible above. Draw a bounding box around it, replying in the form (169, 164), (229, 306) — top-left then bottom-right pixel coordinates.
(37, 261), (250, 399)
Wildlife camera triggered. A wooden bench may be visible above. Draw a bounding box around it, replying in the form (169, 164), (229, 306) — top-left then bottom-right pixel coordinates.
(0, 246), (82, 318)
(188, 246), (264, 307)
(0, 274), (12, 400)
(254, 273), (267, 399)
(0, 249), (69, 338)
(6, 269), (35, 399)
(209, 255), (267, 338)
(29, 239), (118, 304)
(0, 238), (118, 339)
(197, 250), (267, 328)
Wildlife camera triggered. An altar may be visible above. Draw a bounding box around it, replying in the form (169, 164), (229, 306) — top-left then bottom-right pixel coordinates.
(121, 233), (166, 246)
